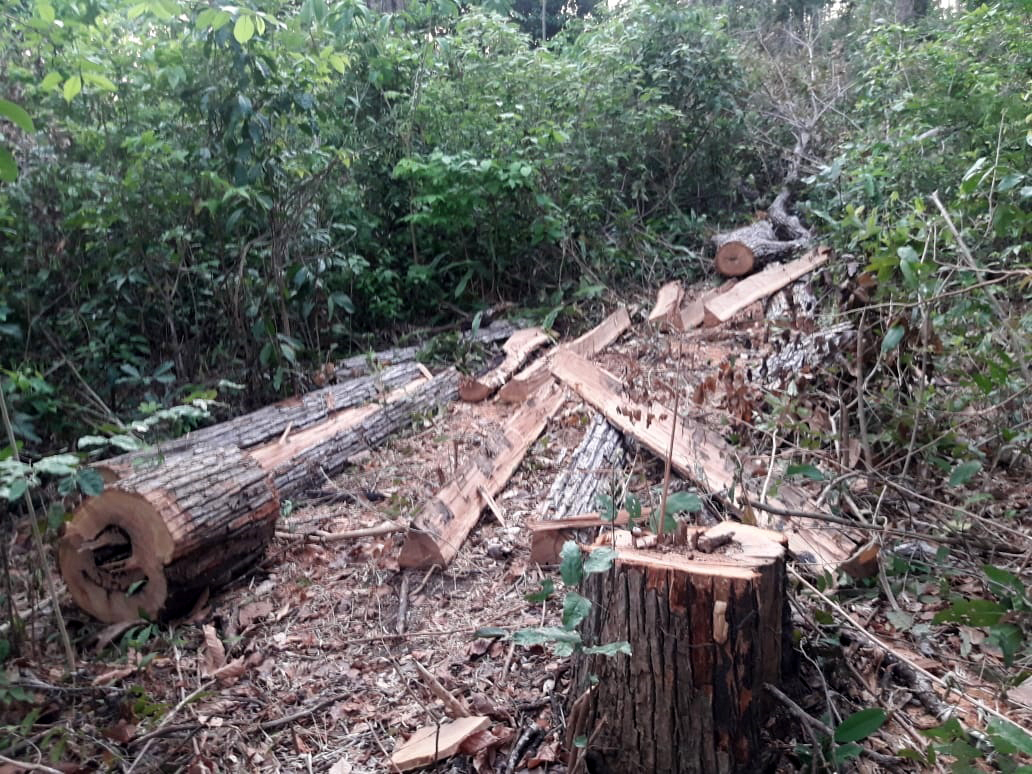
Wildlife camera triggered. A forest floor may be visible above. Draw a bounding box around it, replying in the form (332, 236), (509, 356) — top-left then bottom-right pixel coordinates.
(3, 263), (1031, 774)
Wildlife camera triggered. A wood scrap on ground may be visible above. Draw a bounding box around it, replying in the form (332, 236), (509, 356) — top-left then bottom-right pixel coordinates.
(647, 281), (686, 330)
(459, 327), (551, 403)
(390, 716), (491, 772)
(497, 307), (631, 403)
(398, 382), (566, 568)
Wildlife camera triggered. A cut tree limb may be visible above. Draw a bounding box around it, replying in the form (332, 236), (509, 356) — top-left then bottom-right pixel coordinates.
(712, 191), (812, 277)
(647, 281), (686, 330)
(398, 382), (566, 568)
(704, 247), (832, 327)
(550, 350), (856, 570)
(497, 307), (631, 404)
(459, 327), (551, 403)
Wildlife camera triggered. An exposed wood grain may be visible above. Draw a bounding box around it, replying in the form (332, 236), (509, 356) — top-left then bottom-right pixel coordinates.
(459, 327), (551, 402)
(647, 281), (686, 330)
(390, 716), (491, 772)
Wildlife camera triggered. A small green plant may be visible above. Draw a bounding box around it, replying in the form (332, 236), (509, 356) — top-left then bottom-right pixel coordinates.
(795, 707), (888, 771)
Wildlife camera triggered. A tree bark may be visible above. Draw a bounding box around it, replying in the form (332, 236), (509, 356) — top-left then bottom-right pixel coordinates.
(712, 192), (811, 278)
(566, 524), (789, 774)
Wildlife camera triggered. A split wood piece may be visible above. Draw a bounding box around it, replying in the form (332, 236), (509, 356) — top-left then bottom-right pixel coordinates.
(566, 523), (788, 774)
(254, 368), (459, 497)
(98, 361), (424, 481)
(61, 371), (458, 622)
(647, 281), (686, 331)
(60, 445), (279, 623)
(398, 382), (566, 568)
(538, 414), (625, 550)
(390, 716), (490, 772)
(458, 327), (551, 403)
(334, 319), (519, 379)
(550, 350), (856, 571)
(497, 307), (631, 404)
(678, 280), (737, 330)
(704, 247), (832, 327)
(528, 509), (652, 565)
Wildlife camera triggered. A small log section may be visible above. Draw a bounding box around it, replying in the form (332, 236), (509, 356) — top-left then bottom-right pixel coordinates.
(566, 523), (789, 774)
(648, 281), (686, 331)
(459, 327), (551, 403)
(497, 307), (631, 404)
(550, 350), (857, 572)
(704, 248), (832, 327)
(398, 382), (566, 568)
(98, 361), (424, 481)
(712, 191), (812, 277)
(60, 369), (459, 622)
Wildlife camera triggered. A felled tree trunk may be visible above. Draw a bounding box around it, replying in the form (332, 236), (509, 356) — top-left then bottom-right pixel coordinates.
(544, 413), (624, 522)
(60, 369), (459, 622)
(566, 524), (789, 774)
(712, 191), (811, 277)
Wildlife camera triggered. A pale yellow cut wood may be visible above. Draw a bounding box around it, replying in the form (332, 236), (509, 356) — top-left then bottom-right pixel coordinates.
(703, 247), (832, 327)
(497, 307), (631, 403)
(459, 327), (551, 403)
(647, 281), (686, 330)
(399, 383), (566, 568)
(550, 350), (854, 569)
(678, 280), (737, 329)
(390, 715), (490, 772)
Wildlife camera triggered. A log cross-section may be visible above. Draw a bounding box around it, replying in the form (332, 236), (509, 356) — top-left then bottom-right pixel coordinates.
(398, 382), (566, 568)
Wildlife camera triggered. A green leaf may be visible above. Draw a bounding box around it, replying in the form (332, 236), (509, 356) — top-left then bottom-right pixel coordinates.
(562, 591), (592, 630)
(949, 460), (981, 487)
(583, 547), (617, 575)
(40, 72), (62, 91)
(63, 75), (82, 102)
(83, 73), (117, 92)
(0, 147), (16, 183)
(234, 14), (255, 43)
(0, 99), (34, 133)
(581, 641), (631, 657)
(77, 469), (104, 497)
(987, 717), (1032, 755)
(34, 454), (80, 476)
(785, 464), (825, 481)
(6, 477), (29, 501)
(472, 626), (507, 639)
(524, 578), (554, 603)
(881, 325), (905, 353)
(512, 626), (582, 646)
(933, 597), (1004, 627)
(834, 708), (887, 743)
(559, 540), (583, 586)
(664, 491), (702, 514)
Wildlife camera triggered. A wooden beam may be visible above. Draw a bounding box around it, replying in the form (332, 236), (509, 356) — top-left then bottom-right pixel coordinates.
(497, 307), (631, 404)
(703, 247), (832, 327)
(550, 350), (855, 570)
(458, 327), (551, 403)
(647, 281), (686, 330)
(398, 382), (566, 568)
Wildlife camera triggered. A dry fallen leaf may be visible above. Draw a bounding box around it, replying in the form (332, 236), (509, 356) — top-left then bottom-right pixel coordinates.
(201, 624), (226, 676)
(211, 657), (247, 686)
(92, 665), (136, 686)
(237, 600), (274, 629)
(327, 759), (354, 774)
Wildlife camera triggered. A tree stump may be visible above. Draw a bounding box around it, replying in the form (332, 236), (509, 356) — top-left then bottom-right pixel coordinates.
(565, 523), (789, 774)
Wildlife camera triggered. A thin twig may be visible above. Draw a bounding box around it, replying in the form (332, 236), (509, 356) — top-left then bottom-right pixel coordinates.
(396, 572), (410, 635)
(656, 389), (681, 539)
(259, 692), (350, 731)
(127, 681), (214, 771)
(0, 754), (64, 774)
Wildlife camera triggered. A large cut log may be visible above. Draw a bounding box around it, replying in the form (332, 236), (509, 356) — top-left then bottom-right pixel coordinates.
(497, 307), (631, 404)
(712, 191), (812, 278)
(566, 523), (788, 774)
(398, 382), (566, 568)
(60, 369), (459, 622)
(703, 247), (832, 327)
(60, 445), (279, 623)
(334, 319), (519, 379)
(550, 350), (857, 572)
(98, 361), (425, 480)
(647, 281), (686, 331)
(458, 327), (551, 403)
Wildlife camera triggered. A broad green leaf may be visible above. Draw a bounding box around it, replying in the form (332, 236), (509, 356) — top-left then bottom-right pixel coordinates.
(881, 325), (905, 353)
(562, 591), (592, 630)
(834, 708), (887, 743)
(0, 99), (34, 133)
(983, 564), (1027, 600)
(582, 641), (631, 657)
(40, 72), (62, 91)
(328, 53), (350, 74)
(949, 460), (981, 487)
(559, 540), (582, 586)
(987, 717), (1032, 755)
(512, 626), (581, 646)
(63, 75), (82, 102)
(524, 578), (554, 603)
(234, 14), (255, 43)
(34, 453), (80, 476)
(0, 147), (16, 182)
(583, 547), (617, 575)
(83, 73), (117, 92)
(664, 491), (702, 514)
(786, 464), (825, 481)
(77, 469), (104, 497)
(5, 477), (29, 502)
(933, 597), (1004, 627)
(472, 626), (508, 639)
